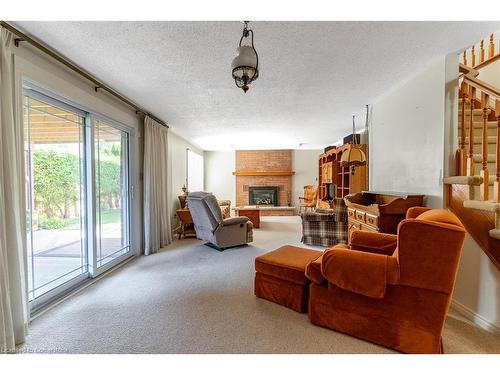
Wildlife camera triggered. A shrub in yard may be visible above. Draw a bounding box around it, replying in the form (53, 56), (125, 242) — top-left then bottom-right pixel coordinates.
(39, 216), (69, 230)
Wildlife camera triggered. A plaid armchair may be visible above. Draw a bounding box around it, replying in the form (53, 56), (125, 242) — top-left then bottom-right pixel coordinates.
(301, 198), (348, 247)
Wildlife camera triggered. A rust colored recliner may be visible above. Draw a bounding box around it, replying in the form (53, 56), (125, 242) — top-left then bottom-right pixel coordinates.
(306, 207), (466, 354)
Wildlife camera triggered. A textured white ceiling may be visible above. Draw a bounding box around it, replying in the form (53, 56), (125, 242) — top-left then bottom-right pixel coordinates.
(13, 21), (500, 150)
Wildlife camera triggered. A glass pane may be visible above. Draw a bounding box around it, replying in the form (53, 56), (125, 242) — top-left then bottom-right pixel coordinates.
(95, 120), (130, 267)
(24, 96), (88, 300)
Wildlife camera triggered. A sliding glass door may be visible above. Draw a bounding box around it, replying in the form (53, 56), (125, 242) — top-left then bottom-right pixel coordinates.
(23, 85), (133, 310)
(94, 119), (130, 268)
(24, 94), (88, 303)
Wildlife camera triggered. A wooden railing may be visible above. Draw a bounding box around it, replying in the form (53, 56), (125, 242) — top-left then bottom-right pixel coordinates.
(462, 33), (500, 69)
(458, 63), (500, 202)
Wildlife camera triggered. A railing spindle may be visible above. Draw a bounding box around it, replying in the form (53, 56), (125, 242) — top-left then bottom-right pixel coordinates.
(480, 40), (485, 63)
(471, 45), (476, 66)
(460, 90), (467, 175)
(468, 86), (476, 176)
(489, 34), (495, 58)
(481, 92), (490, 200)
(495, 100), (500, 202)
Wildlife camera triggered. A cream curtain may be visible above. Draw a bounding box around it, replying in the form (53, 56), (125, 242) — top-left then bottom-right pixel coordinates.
(0, 27), (28, 353)
(143, 116), (172, 255)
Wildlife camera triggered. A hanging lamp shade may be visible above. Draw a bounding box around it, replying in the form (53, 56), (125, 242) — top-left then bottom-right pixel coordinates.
(231, 21), (259, 93)
(340, 146), (367, 167)
(340, 115), (367, 171)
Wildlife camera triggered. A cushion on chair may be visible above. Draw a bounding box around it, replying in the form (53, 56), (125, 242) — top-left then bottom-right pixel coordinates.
(349, 231), (398, 255)
(321, 246), (398, 299)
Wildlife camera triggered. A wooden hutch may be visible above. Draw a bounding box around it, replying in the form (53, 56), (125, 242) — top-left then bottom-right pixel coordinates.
(318, 144), (367, 206)
(344, 191), (425, 242)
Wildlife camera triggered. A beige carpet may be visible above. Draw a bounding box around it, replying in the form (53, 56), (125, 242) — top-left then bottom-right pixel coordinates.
(18, 216), (500, 354)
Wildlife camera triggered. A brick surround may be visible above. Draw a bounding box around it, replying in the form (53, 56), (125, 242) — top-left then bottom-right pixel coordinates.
(235, 150), (293, 212)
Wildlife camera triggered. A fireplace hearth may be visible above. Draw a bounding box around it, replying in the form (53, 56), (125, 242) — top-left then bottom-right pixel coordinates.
(249, 186), (279, 206)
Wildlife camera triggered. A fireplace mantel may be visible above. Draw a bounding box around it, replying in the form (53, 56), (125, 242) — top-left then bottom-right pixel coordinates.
(232, 171), (295, 176)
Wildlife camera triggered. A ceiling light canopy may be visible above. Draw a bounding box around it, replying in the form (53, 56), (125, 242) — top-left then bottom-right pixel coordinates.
(231, 21), (259, 93)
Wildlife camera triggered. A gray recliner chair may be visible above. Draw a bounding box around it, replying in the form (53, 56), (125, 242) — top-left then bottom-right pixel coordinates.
(187, 192), (253, 250)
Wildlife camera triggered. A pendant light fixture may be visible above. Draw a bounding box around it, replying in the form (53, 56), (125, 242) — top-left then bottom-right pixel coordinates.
(340, 114), (367, 175)
(231, 21), (259, 93)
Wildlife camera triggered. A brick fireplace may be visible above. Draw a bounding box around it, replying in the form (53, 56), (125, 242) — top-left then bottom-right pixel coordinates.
(234, 150), (295, 215)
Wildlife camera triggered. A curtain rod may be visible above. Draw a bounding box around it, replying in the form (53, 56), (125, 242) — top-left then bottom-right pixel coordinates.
(0, 21), (169, 128)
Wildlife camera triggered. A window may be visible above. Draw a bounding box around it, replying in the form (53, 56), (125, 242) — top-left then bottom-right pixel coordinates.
(23, 84), (133, 310)
(187, 149), (204, 192)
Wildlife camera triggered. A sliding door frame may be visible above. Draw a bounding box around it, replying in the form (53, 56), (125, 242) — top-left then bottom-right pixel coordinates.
(89, 113), (135, 277)
(22, 80), (136, 312)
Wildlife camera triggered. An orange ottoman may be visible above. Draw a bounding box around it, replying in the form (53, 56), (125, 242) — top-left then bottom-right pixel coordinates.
(254, 245), (323, 312)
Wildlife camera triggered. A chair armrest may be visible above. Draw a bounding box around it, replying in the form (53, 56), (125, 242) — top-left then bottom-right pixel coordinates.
(406, 206), (431, 219)
(322, 246), (397, 298)
(349, 231), (398, 255)
(305, 254), (325, 284)
(222, 217), (249, 226)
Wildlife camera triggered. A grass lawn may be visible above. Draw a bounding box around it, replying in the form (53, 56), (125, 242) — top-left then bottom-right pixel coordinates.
(65, 209), (121, 229)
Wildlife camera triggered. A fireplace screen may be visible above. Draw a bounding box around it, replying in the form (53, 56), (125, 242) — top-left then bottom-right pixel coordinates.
(248, 186), (279, 206)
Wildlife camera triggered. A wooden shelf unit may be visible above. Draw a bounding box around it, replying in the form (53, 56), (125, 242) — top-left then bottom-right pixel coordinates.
(318, 144), (367, 206)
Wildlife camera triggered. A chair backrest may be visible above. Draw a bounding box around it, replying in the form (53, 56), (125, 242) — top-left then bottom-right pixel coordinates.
(304, 185), (318, 203)
(187, 192), (224, 232)
(332, 197), (348, 222)
(395, 208), (466, 294)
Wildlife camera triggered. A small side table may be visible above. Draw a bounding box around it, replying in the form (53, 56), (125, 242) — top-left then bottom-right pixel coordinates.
(234, 207), (261, 228)
(176, 209), (196, 239)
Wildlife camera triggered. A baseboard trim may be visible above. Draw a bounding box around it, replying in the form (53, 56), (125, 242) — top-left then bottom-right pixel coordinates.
(450, 299), (500, 337)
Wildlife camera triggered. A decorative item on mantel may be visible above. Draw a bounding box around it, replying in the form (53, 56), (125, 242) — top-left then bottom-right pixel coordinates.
(340, 114), (367, 175)
(231, 21), (259, 93)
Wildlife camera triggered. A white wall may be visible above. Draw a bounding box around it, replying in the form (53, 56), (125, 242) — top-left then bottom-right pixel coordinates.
(369, 58), (446, 208)
(204, 151), (236, 204)
(453, 235), (500, 333)
(292, 150), (321, 208)
(169, 132), (203, 231)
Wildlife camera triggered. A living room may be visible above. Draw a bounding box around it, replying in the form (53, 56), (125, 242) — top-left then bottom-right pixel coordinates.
(1, 1), (500, 373)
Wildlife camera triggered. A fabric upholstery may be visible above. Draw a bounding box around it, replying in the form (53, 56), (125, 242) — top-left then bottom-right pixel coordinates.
(255, 246), (323, 284)
(308, 208), (466, 353)
(308, 283), (449, 354)
(301, 198), (348, 246)
(304, 254), (325, 285)
(406, 206), (431, 219)
(349, 231), (398, 255)
(217, 199), (231, 219)
(322, 247), (396, 299)
(187, 192), (253, 249)
(254, 273), (310, 313)
(254, 246), (323, 312)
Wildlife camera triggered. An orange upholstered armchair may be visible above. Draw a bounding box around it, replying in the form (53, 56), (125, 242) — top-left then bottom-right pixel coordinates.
(306, 207), (466, 354)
